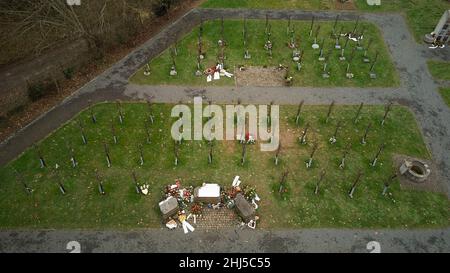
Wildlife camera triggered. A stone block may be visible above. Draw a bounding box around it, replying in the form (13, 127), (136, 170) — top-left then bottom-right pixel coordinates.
(159, 196), (179, 219)
(234, 193), (255, 223)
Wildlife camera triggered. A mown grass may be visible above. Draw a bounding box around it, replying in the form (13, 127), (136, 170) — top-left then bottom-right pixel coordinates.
(0, 103), (448, 229)
(202, 0), (450, 43)
(428, 60), (450, 81)
(439, 87), (450, 107)
(131, 19), (398, 87)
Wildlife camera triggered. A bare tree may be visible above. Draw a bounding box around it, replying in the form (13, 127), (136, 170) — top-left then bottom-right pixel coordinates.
(208, 141), (213, 164)
(329, 121), (342, 144)
(241, 141), (247, 166)
(354, 102), (364, 124)
(68, 143), (78, 168)
(1, 1), (160, 64)
(116, 100), (124, 124)
(326, 100), (335, 123)
(295, 100), (304, 126)
(339, 143), (352, 169)
(382, 173), (398, 196)
(111, 119), (118, 144)
(361, 122), (372, 145)
(13, 168), (33, 194)
(306, 142), (318, 169)
(315, 169), (327, 195)
(132, 170), (141, 194)
(275, 142), (282, 165)
(52, 168), (66, 195)
(279, 170), (289, 194)
(299, 123), (310, 144)
(78, 119), (87, 145)
(95, 169), (105, 195)
(174, 141), (179, 166)
(88, 100), (97, 124)
(371, 143), (385, 167)
(309, 16), (315, 37)
(146, 99), (155, 124)
(144, 122), (151, 144)
(34, 145), (46, 168)
(381, 102), (393, 126)
(104, 142), (111, 168)
(138, 144), (144, 166)
(348, 170), (363, 199)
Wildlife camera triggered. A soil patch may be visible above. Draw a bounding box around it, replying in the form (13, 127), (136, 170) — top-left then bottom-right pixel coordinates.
(392, 154), (446, 194)
(235, 66), (286, 87)
(335, 0), (356, 10)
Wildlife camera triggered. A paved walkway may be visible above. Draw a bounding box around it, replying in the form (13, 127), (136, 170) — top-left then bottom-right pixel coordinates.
(0, 228), (448, 253)
(0, 8), (449, 252)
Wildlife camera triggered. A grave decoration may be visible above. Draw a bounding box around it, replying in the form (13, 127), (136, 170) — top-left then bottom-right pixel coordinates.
(159, 177), (260, 232)
(204, 63), (234, 83)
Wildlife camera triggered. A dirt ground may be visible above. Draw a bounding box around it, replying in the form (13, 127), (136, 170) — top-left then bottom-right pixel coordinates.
(393, 154), (446, 194)
(0, 0), (204, 144)
(235, 66), (287, 87)
(335, 0), (356, 10)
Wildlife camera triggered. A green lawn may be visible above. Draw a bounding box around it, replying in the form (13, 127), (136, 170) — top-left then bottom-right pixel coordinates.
(428, 60), (450, 81)
(0, 102), (448, 229)
(439, 87), (450, 107)
(202, 0), (450, 43)
(131, 19), (398, 87)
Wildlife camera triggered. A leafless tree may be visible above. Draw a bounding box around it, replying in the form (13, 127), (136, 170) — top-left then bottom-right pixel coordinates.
(0, 1), (160, 64)
(275, 142), (282, 165)
(95, 169), (105, 195)
(371, 143), (385, 167)
(13, 168), (33, 194)
(315, 169), (326, 195)
(339, 143), (352, 169)
(295, 100), (304, 126)
(132, 170), (141, 194)
(78, 119), (87, 145)
(354, 103), (364, 124)
(104, 142), (111, 168)
(279, 170), (289, 194)
(348, 170), (363, 199)
(382, 173), (398, 196)
(34, 144), (46, 168)
(381, 102), (393, 126)
(326, 100), (335, 123)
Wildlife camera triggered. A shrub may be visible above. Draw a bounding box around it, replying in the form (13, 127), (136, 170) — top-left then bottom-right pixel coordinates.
(63, 67), (75, 80)
(27, 79), (57, 102)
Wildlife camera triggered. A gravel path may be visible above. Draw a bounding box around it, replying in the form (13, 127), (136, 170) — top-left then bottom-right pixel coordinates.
(0, 8), (449, 252)
(0, 228), (448, 253)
